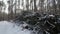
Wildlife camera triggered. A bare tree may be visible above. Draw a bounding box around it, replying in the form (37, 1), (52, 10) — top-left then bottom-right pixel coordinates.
(34, 0), (37, 12)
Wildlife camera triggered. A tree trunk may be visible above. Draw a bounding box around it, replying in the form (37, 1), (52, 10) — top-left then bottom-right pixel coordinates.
(34, 0), (37, 12)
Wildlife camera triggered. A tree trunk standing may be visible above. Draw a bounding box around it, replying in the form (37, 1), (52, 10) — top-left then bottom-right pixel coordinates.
(53, 0), (57, 14)
(34, 0), (37, 12)
(57, 0), (60, 14)
(41, 0), (43, 13)
(14, 0), (17, 19)
(18, 0), (20, 9)
(8, 0), (14, 20)
(30, 0), (34, 11)
(39, 0), (44, 13)
(22, 0), (24, 10)
(26, 0), (29, 11)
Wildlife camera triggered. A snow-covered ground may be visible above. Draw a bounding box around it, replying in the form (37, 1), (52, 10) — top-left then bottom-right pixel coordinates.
(0, 21), (32, 34)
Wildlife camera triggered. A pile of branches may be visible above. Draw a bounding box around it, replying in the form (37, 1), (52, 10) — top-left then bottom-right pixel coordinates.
(14, 11), (60, 34)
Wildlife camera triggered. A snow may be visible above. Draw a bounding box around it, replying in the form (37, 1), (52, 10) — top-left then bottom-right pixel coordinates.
(0, 21), (31, 34)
